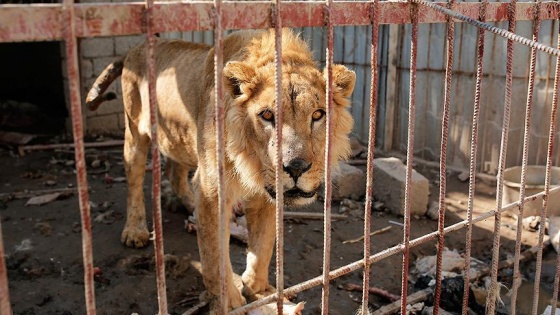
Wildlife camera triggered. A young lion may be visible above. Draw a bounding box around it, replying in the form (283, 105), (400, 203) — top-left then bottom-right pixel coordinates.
(85, 28), (355, 312)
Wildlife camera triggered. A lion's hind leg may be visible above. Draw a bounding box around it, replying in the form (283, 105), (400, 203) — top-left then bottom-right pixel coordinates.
(162, 159), (195, 214)
(121, 77), (151, 248)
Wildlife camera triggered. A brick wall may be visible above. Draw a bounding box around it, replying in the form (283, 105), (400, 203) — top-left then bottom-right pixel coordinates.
(78, 34), (145, 135)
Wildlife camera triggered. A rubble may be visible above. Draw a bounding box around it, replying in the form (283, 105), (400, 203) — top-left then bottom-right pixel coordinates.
(372, 158), (429, 216)
(326, 162), (366, 200)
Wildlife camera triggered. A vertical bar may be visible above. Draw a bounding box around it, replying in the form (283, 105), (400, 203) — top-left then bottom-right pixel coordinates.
(432, 0), (455, 312)
(145, 0), (168, 312)
(321, 0), (334, 312)
(510, 1), (541, 313)
(400, 3), (419, 313)
(547, 7), (560, 314)
(62, 0), (96, 312)
(487, 0), (517, 311)
(213, 0), (227, 312)
(272, 0), (284, 314)
(361, 1), (379, 314)
(0, 217), (12, 315)
(461, 1), (486, 314)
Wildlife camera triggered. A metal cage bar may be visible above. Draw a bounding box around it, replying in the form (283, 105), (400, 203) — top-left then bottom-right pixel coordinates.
(145, 0), (168, 311)
(510, 0), (542, 312)
(62, 0), (96, 312)
(487, 0), (517, 311)
(432, 0), (455, 312)
(461, 1), (487, 314)
(399, 2), (419, 312)
(0, 218), (12, 315)
(360, 0), (380, 313)
(549, 6), (560, 313)
(321, 0), (335, 312)
(272, 0), (285, 313)
(212, 0), (228, 312)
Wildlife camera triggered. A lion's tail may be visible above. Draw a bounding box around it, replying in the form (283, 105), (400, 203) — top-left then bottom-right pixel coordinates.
(85, 58), (124, 111)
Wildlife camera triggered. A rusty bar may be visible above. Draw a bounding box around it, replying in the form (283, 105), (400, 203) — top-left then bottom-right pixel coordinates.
(487, 0), (517, 311)
(461, 1), (486, 314)
(360, 0), (380, 314)
(213, 0), (228, 312)
(549, 7), (560, 315)
(399, 2), (419, 313)
(230, 185), (560, 314)
(432, 0), (455, 313)
(18, 140), (124, 155)
(0, 216), (11, 315)
(62, 0), (96, 313)
(532, 15), (560, 314)
(511, 1), (541, 313)
(321, 0), (334, 312)
(145, 0), (168, 312)
(272, 0), (284, 313)
(412, 0), (560, 57)
(3, 2), (560, 43)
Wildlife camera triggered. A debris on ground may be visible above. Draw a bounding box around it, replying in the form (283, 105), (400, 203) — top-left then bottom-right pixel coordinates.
(342, 226), (392, 244)
(373, 158), (429, 216)
(118, 254), (190, 279)
(457, 170), (470, 182)
(414, 247), (463, 278)
(339, 282), (399, 301)
(549, 216), (560, 252)
(340, 198), (363, 216)
(34, 222), (52, 236)
(247, 299), (305, 315)
(426, 201), (440, 221)
(322, 162), (366, 200)
(543, 305), (560, 315)
(25, 192), (61, 206)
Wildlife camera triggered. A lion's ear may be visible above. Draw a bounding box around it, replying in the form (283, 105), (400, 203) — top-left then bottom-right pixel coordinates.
(324, 65), (356, 102)
(223, 61), (257, 98)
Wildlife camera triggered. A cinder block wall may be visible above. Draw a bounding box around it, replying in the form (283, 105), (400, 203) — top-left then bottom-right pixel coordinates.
(79, 33), (145, 135)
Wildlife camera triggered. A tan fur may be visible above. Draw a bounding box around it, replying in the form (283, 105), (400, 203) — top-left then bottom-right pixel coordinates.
(86, 29), (355, 313)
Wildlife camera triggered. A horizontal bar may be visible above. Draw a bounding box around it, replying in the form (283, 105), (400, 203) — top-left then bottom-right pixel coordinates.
(231, 185), (560, 314)
(1, 1), (559, 42)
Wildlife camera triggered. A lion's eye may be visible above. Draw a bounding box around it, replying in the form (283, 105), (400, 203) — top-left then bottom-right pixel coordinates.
(259, 109), (275, 123)
(312, 109), (325, 121)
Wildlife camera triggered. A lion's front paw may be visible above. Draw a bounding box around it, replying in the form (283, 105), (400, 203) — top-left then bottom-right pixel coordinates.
(207, 289), (246, 314)
(121, 224), (150, 248)
(242, 274), (276, 302)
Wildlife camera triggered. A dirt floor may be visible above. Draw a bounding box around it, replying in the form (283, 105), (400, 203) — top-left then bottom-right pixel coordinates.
(1, 141), (559, 315)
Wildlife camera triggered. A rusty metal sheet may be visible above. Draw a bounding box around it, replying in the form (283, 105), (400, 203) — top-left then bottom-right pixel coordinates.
(0, 4), (62, 42)
(2, 1), (560, 43)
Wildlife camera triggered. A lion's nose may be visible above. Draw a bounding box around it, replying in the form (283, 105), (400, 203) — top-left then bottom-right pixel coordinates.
(283, 158), (312, 180)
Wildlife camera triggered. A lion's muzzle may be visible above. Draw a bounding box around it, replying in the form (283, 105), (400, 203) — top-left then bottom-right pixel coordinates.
(283, 158), (312, 182)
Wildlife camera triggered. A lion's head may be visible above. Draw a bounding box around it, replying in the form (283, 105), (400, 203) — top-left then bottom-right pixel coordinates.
(224, 29), (355, 206)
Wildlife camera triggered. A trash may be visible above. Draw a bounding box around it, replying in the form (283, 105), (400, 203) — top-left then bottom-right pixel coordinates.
(342, 226), (391, 244)
(25, 192), (62, 206)
(457, 170), (470, 182)
(247, 300), (305, 315)
(0, 131), (35, 145)
(14, 239), (33, 252)
(414, 247), (462, 278)
(426, 201), (441, 221)
(339, 282), (398, 301)
(549, 216), (560, 253)
(542, 305), (560, 315)
(34, 222), (52, 236)
(44, 180), (57, 187)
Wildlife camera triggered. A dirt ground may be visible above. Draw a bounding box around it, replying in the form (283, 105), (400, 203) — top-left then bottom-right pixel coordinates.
(0, 142), (558, 315)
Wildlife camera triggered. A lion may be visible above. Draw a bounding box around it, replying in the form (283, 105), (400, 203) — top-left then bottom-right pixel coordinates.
(85, 28), (355, 312)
